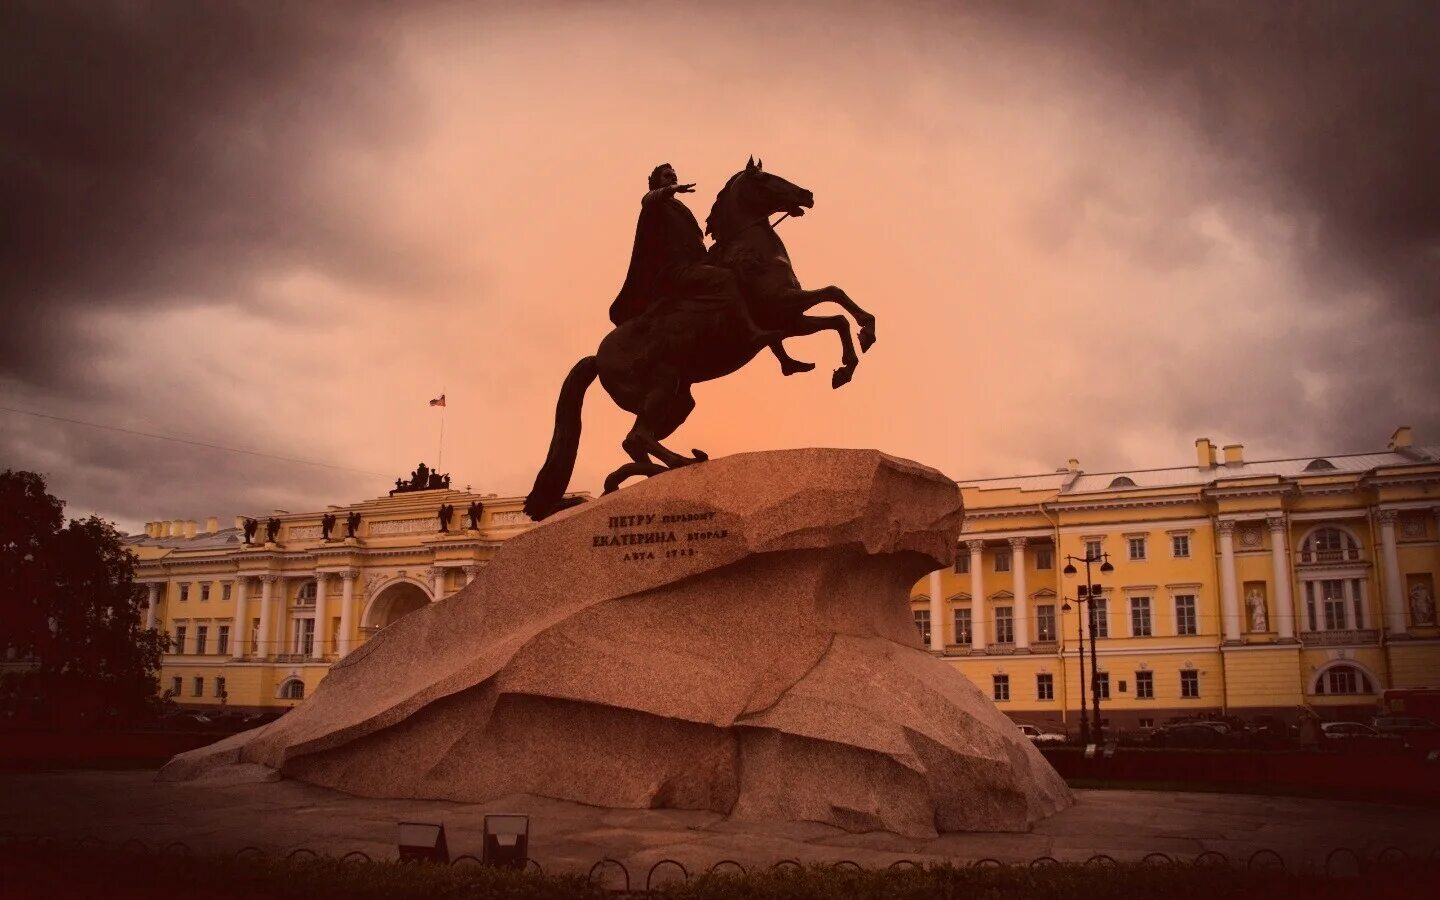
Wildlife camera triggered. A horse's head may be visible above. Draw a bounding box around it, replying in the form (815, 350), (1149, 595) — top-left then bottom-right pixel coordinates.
(707, 156), (813, 238)
(739, 156), (813, 218)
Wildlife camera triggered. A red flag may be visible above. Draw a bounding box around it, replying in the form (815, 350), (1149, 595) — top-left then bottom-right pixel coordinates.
(429, 394), (446, 408)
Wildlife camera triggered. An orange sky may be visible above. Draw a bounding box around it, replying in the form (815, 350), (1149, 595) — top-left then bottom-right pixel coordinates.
(3, 2), (1436, 530)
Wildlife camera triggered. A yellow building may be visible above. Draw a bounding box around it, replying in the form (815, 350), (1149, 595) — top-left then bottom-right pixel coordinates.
(132, 430), (1440, 723)
(910, 427), (1440, 734)
(126, 468), (586, 711)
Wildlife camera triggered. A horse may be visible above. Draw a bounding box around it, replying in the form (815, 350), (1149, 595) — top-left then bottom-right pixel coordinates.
(524, 158), (877, 521)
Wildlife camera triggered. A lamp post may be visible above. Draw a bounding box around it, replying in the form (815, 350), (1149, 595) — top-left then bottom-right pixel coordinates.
(1063, 549), (1113, 745)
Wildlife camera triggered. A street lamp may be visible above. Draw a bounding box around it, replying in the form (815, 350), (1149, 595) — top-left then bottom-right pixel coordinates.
(1063, 549), (1113, 744)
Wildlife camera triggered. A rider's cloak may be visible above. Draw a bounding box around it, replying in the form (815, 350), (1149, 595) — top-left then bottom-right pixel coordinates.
(609, 195), (709, 326)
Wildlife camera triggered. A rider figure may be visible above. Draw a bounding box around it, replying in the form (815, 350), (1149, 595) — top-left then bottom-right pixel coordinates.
(609, 163), (811, 375)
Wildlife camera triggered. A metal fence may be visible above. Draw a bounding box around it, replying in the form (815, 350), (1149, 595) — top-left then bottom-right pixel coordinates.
(3, 829), (1438, 890)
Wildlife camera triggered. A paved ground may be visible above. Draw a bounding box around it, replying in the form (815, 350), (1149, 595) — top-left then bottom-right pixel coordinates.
(2, 769), (1437, 882)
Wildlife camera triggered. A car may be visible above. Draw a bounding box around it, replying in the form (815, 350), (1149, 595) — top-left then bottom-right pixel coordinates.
(1370, 715), (1440, 750)
(1149, 722), (1227, 749)
(1321, 721), (1401, 749)
(1016, 724), (1067, 744)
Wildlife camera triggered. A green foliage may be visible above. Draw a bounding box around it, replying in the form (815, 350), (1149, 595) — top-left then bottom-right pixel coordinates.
(0, 469), (168, 726)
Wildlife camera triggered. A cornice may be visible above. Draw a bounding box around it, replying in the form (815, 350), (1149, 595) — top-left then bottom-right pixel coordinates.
(1050, 495), (1200, 513)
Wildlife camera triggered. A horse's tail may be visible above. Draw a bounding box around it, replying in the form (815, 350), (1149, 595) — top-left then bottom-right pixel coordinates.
(524, 355), (599, 521)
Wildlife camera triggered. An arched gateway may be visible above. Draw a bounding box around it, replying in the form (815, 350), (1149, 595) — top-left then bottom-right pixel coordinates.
(362, 579), (431, 632)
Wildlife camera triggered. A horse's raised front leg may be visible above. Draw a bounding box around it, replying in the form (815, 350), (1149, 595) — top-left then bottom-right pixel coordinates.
(771, 286), (876, 359)
(787, 314), (860, 389)
(816, 285), (876, 352)
(770, 340), (815, 375)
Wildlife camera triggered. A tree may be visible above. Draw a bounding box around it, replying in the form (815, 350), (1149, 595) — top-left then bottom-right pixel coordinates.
(0, 470), (168, 726)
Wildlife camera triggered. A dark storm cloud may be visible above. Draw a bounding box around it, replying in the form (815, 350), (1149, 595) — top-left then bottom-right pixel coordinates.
(993, 0), (1440, 313)
(0, 0), (416, 389)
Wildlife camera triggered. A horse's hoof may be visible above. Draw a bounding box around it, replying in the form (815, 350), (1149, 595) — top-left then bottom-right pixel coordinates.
(859, 325), (876, 352)
(692, 449), (709, 462)
(832, 367), (854, 389)
(781, 359), (816, 376)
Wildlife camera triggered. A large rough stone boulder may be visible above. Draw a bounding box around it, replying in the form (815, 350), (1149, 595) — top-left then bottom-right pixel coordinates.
(161, 449), (1072, 836)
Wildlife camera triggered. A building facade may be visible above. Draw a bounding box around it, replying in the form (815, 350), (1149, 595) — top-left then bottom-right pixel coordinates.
(132, 431), (1440, 724)
(127, 469), (587, 711)
(910, 428), (1440, 734)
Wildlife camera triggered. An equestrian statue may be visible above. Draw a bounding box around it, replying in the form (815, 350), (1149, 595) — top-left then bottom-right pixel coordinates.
(524, 158), (875, 521)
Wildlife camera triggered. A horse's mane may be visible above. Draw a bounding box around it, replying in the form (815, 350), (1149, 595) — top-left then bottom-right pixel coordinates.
(705, 170), (747, 239)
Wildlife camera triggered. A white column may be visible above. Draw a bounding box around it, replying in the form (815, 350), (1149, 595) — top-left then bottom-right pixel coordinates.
(1267, 518), (1296, 641)
(231, 577), (249, 659)
(1377, 509), (1407, 636)
(1010, 537), (1029, 650)
(312, 573), (329, 660)
(1216, 521), (1242, 642)
(927, 570), (944, 652)
(967, 540), (986, 652)
(257, 574), (278, 660)
(463, 564), (482, 586)
(429, 567), (445, 602)
(338, 569), (358, 657)
(145, 583), (160, 630)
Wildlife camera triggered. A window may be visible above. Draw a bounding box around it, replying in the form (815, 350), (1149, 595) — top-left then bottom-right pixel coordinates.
(217, 625), (230, 656)
(994, 551), (1011, 573)
(1139, 717), (1154, 728)
(173, 625), (187, 654)
(296, 618), (315, 657)
(995, 606), (1014, 644)
(280, 679), (305, 700)
(170, 676), (182, 697)
(195, 625), (208, 655)
(200, 583), (211, 602)
(215, 677), (227, 699)
(179, 583), (189, 602)
(1089, 598), (1109, 638)
(1094, 672), (1111, 700)
(193, 676), (204, 697)
(1319, 579), (1345, 630)
(913, 609), (931, 643)
(1180, 669), (1200, 698)
(1135, 670), (1154, 699)
(1036, 604), (1056, 641)
(953, 608), (972, 645)
(1175, 595), (1198, 635)
(1036, 673), (1054, 701)
(953, 554), (969, 575)
(1085, 539), (1102, 560)
(1314, 665), (1373, 695)
(1130, 597), (1152, 637)
(1128, 537), (1147, 560)
(1036, 548), (1053, 570)
(1351, 578), (1365, 630)
(1171, 535), (1191, 558)
(250, 618), (259, 656)
(1300, 527), (1360, 564)
(992, 674), (1010, 701)
(222, 582), (232, 601)
(296, 581), (317, 607)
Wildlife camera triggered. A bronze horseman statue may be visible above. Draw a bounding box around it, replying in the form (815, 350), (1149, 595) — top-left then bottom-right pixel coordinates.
(525, 158), (875, 521)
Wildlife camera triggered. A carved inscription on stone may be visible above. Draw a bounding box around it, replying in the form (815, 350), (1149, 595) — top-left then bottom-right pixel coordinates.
(369, 518), (432, 536)
(288, 525), (323, 540)
(591, 511), (732, 562)
(490, 511), (531, 526)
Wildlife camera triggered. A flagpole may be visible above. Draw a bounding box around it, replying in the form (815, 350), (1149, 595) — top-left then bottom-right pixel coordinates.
(437, 386), (446, 470)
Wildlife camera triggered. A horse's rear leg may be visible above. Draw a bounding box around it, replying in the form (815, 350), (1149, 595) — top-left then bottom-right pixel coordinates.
(789, 314), (860, 388)
(607, 384), (706, 492)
